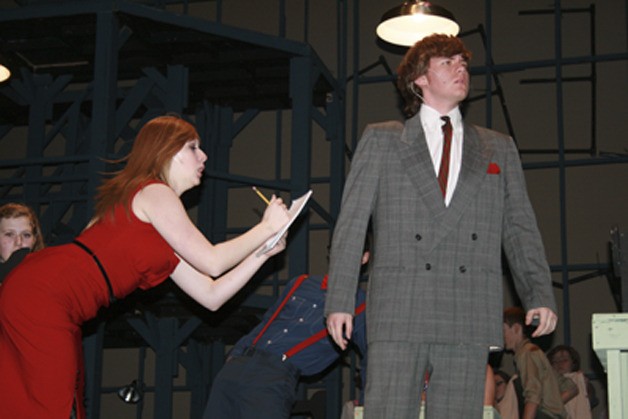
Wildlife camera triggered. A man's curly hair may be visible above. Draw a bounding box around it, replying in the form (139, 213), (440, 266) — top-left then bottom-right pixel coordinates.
(397, 34), (471, 117)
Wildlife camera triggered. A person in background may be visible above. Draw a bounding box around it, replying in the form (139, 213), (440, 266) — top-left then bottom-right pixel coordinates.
(204, 244), (370, 419)
(494, 369), (521, 419)
(494, 370), (511, 406)
(0, 114), (291, 419)
(325, 33), (557, 419)
(503, 307), (577, 419)
(547, 344), (597, 419)
(0, 202), (45, 283)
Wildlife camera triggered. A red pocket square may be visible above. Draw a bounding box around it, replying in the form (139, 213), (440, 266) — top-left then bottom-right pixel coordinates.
(487, 163), (501, 174)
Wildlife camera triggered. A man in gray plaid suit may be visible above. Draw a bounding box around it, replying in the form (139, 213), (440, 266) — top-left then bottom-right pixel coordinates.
(324, 34), (558, 419)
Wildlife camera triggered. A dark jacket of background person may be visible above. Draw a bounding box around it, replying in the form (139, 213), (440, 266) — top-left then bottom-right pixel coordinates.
(204, 273), (366, 419)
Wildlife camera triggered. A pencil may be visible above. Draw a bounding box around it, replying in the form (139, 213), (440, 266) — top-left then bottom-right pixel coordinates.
(252, 186), (271, 205)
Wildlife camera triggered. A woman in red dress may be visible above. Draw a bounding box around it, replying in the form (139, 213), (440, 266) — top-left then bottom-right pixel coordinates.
(0, 115), (290, 419)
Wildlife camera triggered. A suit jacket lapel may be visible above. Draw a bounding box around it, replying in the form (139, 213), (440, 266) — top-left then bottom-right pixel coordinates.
(395, 117), (494, 251)
(431, 123), (493, 248)
(396, 114), (446, 218)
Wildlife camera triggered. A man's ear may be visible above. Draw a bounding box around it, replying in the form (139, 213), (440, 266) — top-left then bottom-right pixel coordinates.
(415, 75), (428, 87)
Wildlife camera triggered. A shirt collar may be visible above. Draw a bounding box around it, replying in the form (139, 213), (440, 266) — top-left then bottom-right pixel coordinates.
(420, 104), (462, 131)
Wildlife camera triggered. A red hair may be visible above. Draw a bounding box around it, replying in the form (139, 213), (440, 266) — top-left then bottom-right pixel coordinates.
(94, 115), (199, 220)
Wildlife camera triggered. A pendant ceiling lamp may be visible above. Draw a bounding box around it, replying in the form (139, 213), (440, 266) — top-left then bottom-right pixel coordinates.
(117, 380), (142, 404)
(376, 1), (460, 47)
(0, 64), (10, 83)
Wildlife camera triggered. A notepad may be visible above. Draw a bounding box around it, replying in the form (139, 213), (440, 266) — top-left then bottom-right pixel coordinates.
(257, 189), (313, 256)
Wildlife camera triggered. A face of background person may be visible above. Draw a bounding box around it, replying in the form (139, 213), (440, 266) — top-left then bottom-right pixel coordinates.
(502, 322), (520, 352)
(493, 372), (507, 403)
(0, 216), (35, 262)
(549, 349), (574, 374)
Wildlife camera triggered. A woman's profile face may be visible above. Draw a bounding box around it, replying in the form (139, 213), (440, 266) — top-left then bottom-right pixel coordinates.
(165, 139), (207, 195)
(0, 216), (35, 262)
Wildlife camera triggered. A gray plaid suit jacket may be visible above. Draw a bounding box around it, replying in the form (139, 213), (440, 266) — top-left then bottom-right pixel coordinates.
(325, 112), (556, 348)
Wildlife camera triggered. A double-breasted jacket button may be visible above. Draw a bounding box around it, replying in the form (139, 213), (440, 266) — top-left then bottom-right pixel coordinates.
(415, 234), (422, 241)
(471, 233), (478, 240)
(425, 263), (431, 270)
(459, 266), (467, 273)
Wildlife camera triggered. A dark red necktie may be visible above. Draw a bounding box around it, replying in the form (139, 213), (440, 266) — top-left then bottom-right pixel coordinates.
(438, 116), (452, 198)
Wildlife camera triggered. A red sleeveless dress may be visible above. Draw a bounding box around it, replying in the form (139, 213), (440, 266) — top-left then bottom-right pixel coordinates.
(0, 181), (180, 418)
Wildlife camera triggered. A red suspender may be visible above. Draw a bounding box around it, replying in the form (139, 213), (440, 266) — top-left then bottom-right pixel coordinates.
(354, 301), (366, 316)
(251, 274), (309, 347)
(250, 273), (366, 360)
(283, 301), (366, 359)
(283, 329), (328, 358)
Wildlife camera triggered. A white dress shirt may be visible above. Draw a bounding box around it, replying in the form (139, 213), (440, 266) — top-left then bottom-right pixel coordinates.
(420, 104), (464, 207)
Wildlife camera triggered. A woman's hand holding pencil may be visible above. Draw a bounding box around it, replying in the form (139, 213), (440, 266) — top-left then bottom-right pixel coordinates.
(254, 186), (290, 235)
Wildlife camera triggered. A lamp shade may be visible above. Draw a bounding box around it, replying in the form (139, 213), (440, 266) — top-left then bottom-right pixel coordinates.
(376, 1), (460, 47)
(117, 380), (142, 404)
(0, 64), (10, 83)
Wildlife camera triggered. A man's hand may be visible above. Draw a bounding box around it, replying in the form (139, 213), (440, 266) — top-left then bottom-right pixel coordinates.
(326, 312), (353, 350)
(526, 307), (557, 337)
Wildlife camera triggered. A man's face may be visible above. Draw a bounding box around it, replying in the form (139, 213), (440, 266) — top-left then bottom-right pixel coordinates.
(415, 54), (469, 110)
(502, 322), (518, 351)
